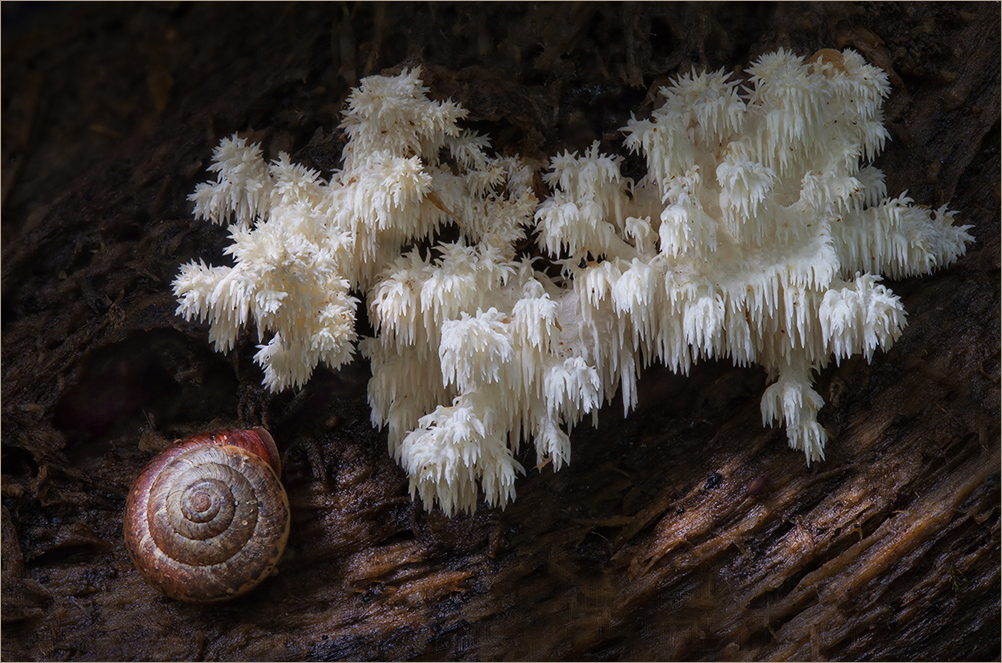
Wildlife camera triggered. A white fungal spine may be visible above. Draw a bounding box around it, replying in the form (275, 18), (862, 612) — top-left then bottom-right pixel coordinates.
(173, 51), (973, 514)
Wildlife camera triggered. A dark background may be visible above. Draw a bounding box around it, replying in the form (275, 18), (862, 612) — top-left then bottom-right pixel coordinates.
(2, 2), (999, 660)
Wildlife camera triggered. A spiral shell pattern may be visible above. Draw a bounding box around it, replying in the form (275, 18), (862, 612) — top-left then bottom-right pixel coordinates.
(124, 428), (290, 602)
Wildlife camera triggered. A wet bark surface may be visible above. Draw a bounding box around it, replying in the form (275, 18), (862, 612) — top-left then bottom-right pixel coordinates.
(2, 2), (999, 660)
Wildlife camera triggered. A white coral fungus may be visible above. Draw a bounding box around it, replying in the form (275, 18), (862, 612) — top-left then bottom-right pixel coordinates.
(174, 52), (973, 514)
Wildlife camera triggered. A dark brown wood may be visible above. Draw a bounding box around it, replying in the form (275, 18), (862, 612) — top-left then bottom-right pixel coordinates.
(2, 3), (998, 660)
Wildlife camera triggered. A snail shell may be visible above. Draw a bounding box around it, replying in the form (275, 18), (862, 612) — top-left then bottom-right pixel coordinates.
(123, 428), (290, 602)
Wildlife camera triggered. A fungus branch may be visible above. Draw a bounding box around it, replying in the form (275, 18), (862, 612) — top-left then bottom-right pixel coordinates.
(173, 51), (973, 514)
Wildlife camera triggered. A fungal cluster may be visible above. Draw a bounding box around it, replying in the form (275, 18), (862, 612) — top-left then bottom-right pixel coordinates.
(173, 49), (973, 514)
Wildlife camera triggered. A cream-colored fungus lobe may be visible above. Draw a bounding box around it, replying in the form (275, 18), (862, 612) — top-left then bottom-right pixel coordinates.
(173, 51), (973, 514)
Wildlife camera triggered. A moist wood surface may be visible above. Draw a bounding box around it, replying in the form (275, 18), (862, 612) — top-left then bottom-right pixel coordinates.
(2, 3), (999, 660)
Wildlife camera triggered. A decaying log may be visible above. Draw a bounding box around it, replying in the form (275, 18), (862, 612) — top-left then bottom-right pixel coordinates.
(2, 3), (998, 660)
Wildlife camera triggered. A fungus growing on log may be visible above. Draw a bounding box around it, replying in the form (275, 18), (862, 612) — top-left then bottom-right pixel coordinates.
(173, 50), (973, 514)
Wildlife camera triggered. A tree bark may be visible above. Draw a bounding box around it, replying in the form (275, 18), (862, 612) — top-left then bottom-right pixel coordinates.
(2, 3), (998, 660)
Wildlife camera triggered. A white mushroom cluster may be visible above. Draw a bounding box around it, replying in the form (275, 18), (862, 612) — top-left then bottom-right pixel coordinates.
(173, 50), (973, 514)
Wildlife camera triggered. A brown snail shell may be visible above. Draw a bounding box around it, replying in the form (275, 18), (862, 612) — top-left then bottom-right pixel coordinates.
(123, 428), (290, 602)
